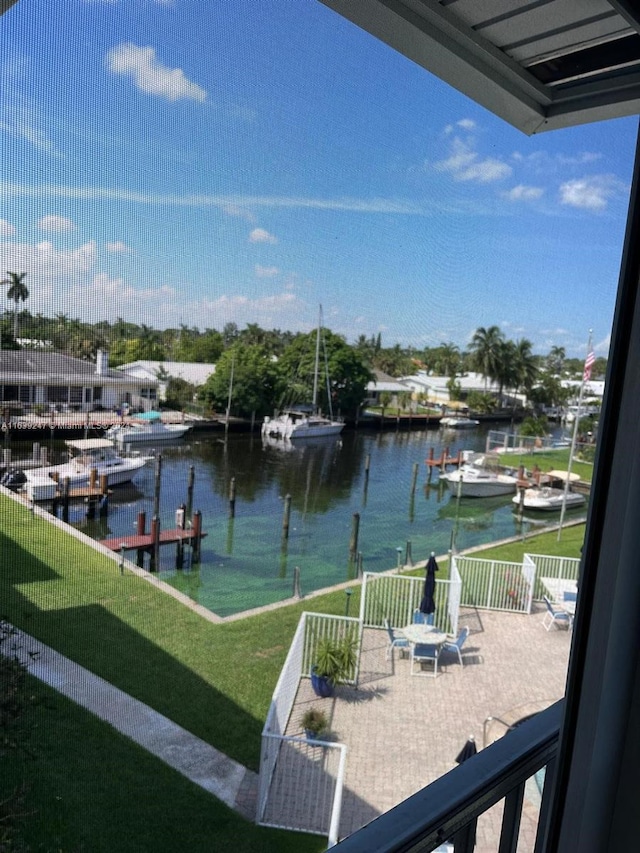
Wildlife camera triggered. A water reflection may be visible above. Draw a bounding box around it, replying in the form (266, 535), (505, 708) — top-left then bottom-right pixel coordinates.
(41, 423), (582, 617)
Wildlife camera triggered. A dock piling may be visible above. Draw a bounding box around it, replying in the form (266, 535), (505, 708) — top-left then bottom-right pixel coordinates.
(229, 477), (236, 518)
(349, 512), (360, 560)
(282, 494), (292, 539)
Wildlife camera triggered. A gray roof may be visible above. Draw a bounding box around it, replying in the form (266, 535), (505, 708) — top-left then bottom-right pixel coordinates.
(0, 351), (147, 386)
(321, 1), (640, 133)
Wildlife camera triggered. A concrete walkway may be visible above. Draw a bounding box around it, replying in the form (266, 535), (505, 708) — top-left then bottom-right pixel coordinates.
(3, 627), (258, 820)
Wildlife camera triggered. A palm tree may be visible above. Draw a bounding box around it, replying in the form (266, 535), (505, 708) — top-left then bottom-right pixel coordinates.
(1, 271), (29, 341)
(469, 325), (504, 391)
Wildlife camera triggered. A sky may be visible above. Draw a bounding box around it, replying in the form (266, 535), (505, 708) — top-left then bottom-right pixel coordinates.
(1, 0), (638, 358)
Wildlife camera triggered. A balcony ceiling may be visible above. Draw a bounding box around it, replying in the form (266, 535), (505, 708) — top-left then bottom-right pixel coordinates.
(320, 0), (640, 134)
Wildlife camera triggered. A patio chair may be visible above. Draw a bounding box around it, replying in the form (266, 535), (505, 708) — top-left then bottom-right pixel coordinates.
(410, 642), (440, 677)
(383, 618), (409, 660)
(542, 596), (572, 631)
(413, 609), (435, 626)
(440, 626), (470, 666)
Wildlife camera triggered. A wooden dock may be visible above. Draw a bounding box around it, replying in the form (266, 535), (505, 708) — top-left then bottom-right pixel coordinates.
(99, 509), (206, 570)
(100, 528), (206, 552)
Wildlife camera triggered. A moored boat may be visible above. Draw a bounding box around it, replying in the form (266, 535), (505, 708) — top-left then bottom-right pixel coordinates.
(22, 438), (150, 490)
(441, 462), (518, 497)
(106, 418), (192, 445)
(512, 486), (586, 512)
(440, 416), (480, 429)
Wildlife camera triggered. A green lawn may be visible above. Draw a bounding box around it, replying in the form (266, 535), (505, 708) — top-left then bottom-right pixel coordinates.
(0, 491), (583, 851)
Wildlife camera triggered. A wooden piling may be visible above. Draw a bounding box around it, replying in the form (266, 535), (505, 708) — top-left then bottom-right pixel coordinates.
(175, 503), (186, 569)
(292, 565), (301, 598)
(150, 515), (160, 572)
(411, 462), (419, 495)
(349, 512), (360, 559)
(229, 477), (236, 518)
(153, 455), (162, 518)
(89, 467), (97, 490)
(192, 510), (203, 562)
(186, 465), (195, 519)
(136, 512), (146, 567)
(405, 540), (413, 567)
(62, 477), (70, 522)
(282, 494), (292, 539)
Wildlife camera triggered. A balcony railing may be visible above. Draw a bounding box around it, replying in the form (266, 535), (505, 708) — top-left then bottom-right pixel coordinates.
(333, 701), (563, 852)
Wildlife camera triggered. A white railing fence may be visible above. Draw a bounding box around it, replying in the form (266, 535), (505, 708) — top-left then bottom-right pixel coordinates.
(448, 559), (462, 636)
(454, 556), (533, 613)
(259, 735), (347, 846)
(359, 572), (458, 635)
(258, 611), (357, 844)
(526, 554), (581, 600)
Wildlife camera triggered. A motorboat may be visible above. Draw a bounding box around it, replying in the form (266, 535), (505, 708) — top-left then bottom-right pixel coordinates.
(22, 439), (150, 490)
(106, 418), (192, 445)
(440, 454), (518, 498)
(512, 486), (586, 512)
(440, 416), (480, 429)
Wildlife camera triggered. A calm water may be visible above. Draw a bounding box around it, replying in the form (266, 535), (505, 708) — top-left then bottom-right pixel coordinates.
(47, 424), (581, 616)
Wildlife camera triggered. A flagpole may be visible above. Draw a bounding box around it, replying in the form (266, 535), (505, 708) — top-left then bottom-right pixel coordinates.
(558, 330), (593, 540)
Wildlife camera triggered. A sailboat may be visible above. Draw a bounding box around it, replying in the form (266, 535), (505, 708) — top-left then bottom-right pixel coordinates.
(261, 307), (344, 440)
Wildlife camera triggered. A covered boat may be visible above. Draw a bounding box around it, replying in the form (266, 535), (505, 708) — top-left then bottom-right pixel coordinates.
(23, 439), (150, 489)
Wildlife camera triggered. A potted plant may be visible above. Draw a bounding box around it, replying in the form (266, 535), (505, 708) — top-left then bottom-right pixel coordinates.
(301, 707), (329, 741)
(310, 631), (358, 698)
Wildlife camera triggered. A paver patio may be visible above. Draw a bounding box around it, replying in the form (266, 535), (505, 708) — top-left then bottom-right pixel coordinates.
(283, 603), (572, 850)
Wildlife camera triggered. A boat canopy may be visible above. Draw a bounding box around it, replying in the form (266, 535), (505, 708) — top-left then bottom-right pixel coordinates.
(65, 439), (114, 450)
(547, 470), (581, 483)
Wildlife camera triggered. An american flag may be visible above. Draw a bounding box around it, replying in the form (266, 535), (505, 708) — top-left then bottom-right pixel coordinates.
(583, 349), (596, 381)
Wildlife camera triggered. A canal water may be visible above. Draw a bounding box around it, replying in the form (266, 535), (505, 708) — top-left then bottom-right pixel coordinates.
(35, 423), (583, 617)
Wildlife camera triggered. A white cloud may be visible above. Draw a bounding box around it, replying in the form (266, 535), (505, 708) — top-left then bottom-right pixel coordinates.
(106, 43), (207, 102)
(558, 175), (623, 211)
(502, 185), (544, 202)
(106, 240), (130, 253)
(434, 138), (512, 183)
(0, 219), (16, 237)
(255, 264), (279, 278)
(0, 239), (97, 279)
(249, 227), (277, 244)
(38, 214), (75, 232)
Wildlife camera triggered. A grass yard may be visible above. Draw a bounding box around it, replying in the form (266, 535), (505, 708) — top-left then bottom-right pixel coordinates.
(2, 674), (325, 853)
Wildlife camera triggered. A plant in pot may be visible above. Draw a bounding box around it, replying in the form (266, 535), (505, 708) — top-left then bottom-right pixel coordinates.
(310, 631), (358, 698)
(301, 707), (329, 742)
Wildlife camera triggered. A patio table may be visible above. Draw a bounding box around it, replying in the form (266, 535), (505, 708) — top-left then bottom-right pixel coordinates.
(400, 624), (448, 646)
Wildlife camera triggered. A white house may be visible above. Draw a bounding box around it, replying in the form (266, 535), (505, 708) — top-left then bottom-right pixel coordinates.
(0, 349), (157, 413)
(116, 360), (215, 401)
(365, 370), (412, 407)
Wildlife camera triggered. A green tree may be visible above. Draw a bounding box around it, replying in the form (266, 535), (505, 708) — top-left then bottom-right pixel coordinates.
(277, 328), (372, 417)
(1, 272), (29, 341)
(200, 344), (279, 418)
(469, 325), (504, 391)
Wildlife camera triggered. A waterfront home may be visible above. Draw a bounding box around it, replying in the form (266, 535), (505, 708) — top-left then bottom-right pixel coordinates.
(116, 360), (216, 402)
(0, 349), (157, 414)
(364, 370), (412, 408)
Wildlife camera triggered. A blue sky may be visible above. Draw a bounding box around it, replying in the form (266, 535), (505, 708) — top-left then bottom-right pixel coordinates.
(1, 0), (638, 358)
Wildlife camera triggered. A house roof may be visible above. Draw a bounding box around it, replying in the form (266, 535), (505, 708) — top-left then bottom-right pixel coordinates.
(116, 360), (215, 386)
(0, 351), (147, 386)
(321, 0), (640, 134)
(366, 369), (412, 393)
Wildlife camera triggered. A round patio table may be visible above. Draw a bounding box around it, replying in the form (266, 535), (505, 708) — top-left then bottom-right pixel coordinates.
(400, 624), (448, 646)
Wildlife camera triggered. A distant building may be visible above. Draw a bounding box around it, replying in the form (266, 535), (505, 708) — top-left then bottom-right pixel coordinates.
(116, 360), (215, 401)
(365, 370), (411, 407)
(0, 349), (157, 413)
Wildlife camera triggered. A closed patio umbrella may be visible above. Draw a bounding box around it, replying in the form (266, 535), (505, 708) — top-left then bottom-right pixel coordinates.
(455, 735), (478, 764)
(419, 552), (438, 615)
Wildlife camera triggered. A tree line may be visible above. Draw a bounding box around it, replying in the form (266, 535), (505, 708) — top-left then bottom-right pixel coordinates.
(0, 272), (605, 418)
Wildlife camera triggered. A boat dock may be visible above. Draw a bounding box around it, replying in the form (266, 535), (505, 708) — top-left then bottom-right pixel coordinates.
(99, 510), (206, 570)
(425, 446), (464, 474)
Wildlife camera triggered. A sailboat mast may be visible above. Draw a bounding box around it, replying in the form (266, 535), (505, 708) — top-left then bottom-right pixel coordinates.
(312, 306), (322, 412)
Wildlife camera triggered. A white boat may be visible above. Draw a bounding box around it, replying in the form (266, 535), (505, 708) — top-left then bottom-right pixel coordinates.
(23, 438), (150, 489)
(262, 306), (343, 441)
(440, 460), (518, 498)
(440, 416), (480, 429)
(106, 419), (192, 445)
(512, 486), (586, 512)
(262, 407), (343, 440)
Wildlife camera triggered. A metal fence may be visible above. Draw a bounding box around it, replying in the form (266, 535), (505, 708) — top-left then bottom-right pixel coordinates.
(454, 555), (533, 613)
(359, 572), (459, 636)
(526, 553), (581, 600)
